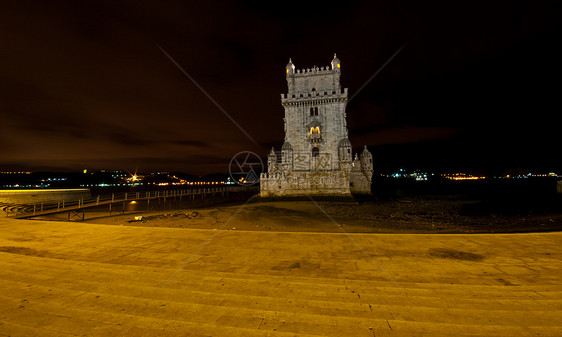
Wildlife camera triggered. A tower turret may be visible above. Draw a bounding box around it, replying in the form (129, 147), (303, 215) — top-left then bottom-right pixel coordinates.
(360, 145), (373, 172)
(331, 53), (341, 72)
(338, 138), (352, 163)
(286, 58), (295, 75)
(267, 147), (278, 173)
(285, 58), (296, 95)
(359, 145), (374, 190)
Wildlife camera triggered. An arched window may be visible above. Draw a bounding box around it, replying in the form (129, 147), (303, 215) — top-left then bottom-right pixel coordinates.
(310, 107), (314, 116)
(312, 147), (319, 157)
(314, 107), (318, 116)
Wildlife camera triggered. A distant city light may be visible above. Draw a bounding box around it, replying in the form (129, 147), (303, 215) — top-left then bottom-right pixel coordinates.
(442, 173), (486, 181)
(384, 169), (429, 181)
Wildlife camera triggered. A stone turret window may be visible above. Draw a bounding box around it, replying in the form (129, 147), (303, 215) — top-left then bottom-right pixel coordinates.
(310, 107), (318, 116)
(312, 147), (319, 157)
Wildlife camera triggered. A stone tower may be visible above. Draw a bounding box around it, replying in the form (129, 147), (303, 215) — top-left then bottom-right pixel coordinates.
(260, 54), (373, 197)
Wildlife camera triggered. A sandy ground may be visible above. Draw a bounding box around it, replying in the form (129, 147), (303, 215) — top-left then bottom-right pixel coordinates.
(0, 215), (561, 336)
(73, 198), (562, 234)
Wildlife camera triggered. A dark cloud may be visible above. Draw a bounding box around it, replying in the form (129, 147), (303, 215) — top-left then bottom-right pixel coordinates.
(106, 132), (157, 147)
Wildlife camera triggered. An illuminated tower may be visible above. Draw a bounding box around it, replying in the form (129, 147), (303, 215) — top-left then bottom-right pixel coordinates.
(260, 54), (373, 196)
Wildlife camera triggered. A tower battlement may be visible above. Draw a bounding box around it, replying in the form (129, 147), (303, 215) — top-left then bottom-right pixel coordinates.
(285, 54), (343, 97)
(291, 65), (335, 76)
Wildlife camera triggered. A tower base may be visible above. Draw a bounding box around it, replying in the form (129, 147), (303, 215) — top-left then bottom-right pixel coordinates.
(260, 171), (352, 197)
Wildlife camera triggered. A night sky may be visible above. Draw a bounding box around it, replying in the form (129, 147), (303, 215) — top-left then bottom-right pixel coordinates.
(1, 1), (560, 175)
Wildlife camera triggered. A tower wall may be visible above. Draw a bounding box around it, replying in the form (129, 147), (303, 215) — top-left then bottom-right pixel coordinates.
(281, 92), (348, 171)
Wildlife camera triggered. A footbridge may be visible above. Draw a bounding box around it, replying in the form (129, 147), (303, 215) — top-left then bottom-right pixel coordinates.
(1, 186), (257, 220)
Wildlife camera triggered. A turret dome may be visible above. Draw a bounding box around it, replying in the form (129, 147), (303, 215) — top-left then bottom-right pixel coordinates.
(338, 138), (352, 148)
(281, 141), (293, 151)
(360, 145), (372, 157)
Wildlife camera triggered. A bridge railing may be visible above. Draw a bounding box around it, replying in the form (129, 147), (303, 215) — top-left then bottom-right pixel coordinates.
(4, 185), (258, 217)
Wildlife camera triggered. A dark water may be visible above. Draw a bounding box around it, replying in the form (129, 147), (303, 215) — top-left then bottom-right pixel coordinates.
(372, 177), (561, 216)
